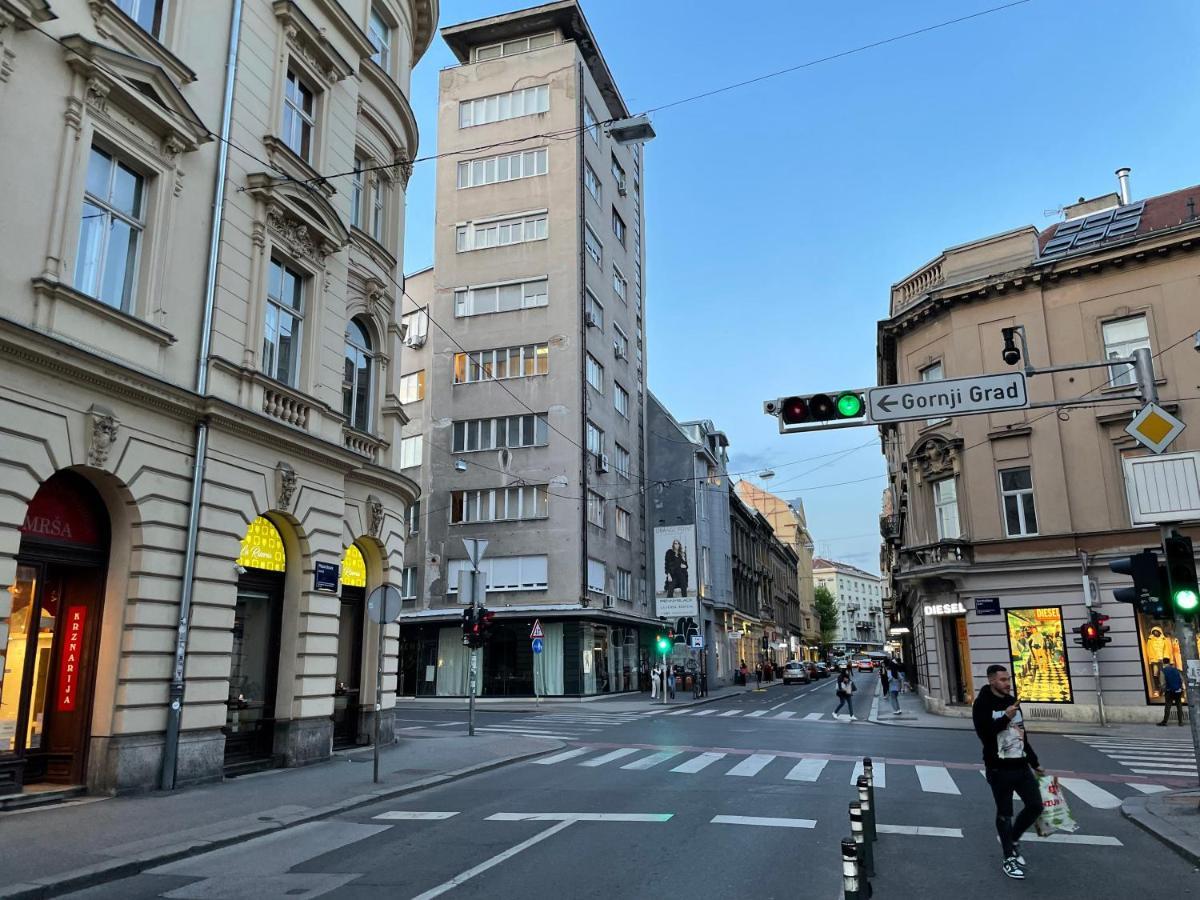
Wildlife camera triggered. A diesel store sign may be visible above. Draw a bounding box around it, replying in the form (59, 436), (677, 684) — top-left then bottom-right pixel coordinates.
(923, 601), (967, 616)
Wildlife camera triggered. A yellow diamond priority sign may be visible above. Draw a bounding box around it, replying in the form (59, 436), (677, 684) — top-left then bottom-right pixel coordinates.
(1126, 403), (1185, 454)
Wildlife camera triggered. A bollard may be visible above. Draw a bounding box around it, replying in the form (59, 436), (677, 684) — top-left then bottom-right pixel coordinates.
(850, 800), (874, 879)
(863, 757), (877, 821)
(842, 837), (863, 900)
(857, 775), (877, 844)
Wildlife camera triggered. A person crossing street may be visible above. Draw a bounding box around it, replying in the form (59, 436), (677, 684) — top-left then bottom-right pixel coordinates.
(1159, 657), (1186, 725)
(833, 669), (856, 721)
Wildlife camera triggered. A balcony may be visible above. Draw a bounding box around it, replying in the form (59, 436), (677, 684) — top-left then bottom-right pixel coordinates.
(343, 426), (384, 463)
(897, 540), (973, 579)
(880, 513), (901, 544)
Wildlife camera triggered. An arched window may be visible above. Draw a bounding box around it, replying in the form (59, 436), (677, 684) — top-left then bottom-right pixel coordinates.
(343, 318), (373, 431)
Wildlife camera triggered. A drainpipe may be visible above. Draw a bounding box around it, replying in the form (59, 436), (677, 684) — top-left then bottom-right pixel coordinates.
(160, 0), (244, 791)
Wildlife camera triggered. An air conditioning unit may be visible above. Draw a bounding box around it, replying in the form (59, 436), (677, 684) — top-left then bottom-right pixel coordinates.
(617, 184), (627, 197)
(596, 452), (610, 473)
(406, 334), (426, 348)
(613, 340), (625, 359)
(604, 593), (615, 609)
(585, 313), (599, 328)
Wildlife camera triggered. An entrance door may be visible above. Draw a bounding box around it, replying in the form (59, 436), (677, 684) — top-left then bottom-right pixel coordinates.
(333, 588), (364, 748)
(223, 587), (282, 764)
(941, 614), (973, 704)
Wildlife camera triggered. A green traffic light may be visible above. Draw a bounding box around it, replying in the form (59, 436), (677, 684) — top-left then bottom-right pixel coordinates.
(836, 393), (864, 418)
(655, 636), (670, 652)
(1174, 588), (1199, 612)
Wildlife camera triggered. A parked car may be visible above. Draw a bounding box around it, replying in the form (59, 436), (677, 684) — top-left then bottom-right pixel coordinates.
(782, 661), (811, 685)
(855, 657), (875, 672)
(814, 662), (830, 678)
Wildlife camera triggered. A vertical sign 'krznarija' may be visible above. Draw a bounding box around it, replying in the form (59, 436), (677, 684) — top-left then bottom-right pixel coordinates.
(57, 605), (87, 712)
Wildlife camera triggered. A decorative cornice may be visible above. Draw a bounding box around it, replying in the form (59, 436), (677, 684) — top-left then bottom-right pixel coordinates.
(260, 134), (335, 198)
(272, 0), (360, 83)
(86, 0), (196, 85)
(359, 61), (419, 161)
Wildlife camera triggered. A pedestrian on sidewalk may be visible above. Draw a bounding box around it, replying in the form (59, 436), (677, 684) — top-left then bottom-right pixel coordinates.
(667, 666), (676, 700)
(754, 662), (762, 686)
(650, 664), (659, 700)
(887, 659), (902, 714)
(1159, 658), (1185, 726)
(739, 661), (748, 686)
(833, 670), (856, 720)
(973, 664), (1044, 881)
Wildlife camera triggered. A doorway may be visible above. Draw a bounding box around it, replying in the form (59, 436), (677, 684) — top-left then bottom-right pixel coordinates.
(333, 586), (364, 748)
(940, 614), (973, 704)
(223, 580), (283, 766)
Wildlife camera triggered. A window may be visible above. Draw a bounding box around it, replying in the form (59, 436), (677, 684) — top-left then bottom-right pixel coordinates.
(398, 371), (425, 403)
(263, 257), (304, 385)
(933, 477), (960, 541)
(586, 420), (604, 456)
(453, 413), (549, 453)
(584, 223), (602, 266)
(401, 308), (428, 345)
(920, 361), (945, 425)
(459, 84), (549, 128)
(612, 267), (627, 302)
(474, 33), (554, 61)
(586, 289), (604, 329)
(406, 500), (420, 535)
(342, 318), (373, 431)
(587, 491), (605, 528)
(350, 157), (365, 229)
(999, 467), (1038, 537)
(371, 177), (387, 241)
(610, 154), (626, 191)
(613, 325), (629, 359)
(587, 557), (606, 593)
(453, 343), (549, 383)
(75, 146), (145, 311)
(399, 435), (422, 469)
(586, 354), (604, 393)
(367, 6), (392, 70)
(454, 278), (548, 317)
(614, 444), (631, 479)
(584, 161), (601, 202)
(616, 568), (632, 602)
(115, 0), (163, 37)
(282, 69), (315, 161)
(447, 555), (549, 592)
(450, 485), (549, 524)
(611, 208), (626, 246)
(400, 566), (418, 601)
(457, 148), (548, 188)
(1102, 315), (1150, 387)
(584, 102), (599, 143)
(616, 507), (631, 540)
(614, 382), (629, 418)
(457, 212), (547, 252)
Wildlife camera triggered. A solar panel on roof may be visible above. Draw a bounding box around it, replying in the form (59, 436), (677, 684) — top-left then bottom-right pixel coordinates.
(1038, 201), (1145, 259)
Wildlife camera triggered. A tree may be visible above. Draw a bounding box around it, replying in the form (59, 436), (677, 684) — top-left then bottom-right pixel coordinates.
(814, 585), (838, 651)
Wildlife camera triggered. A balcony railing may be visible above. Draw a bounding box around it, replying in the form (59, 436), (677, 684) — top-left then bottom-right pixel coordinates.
(898, 539), (973, 575)
(343, 427), (384, 463)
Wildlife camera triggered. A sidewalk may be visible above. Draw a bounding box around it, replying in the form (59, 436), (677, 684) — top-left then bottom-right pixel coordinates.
(0, 731), (560, 899)
(1122, 788), (1200, 865)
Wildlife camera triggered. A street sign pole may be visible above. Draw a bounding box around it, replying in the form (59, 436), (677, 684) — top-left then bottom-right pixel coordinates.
(463, 538), (488, 739)
(366, 584), (402, 784)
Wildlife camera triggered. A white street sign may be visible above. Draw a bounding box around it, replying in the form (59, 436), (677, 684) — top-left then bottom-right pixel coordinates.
(1122, 450), (1200, 524)
(1125, 402), (1185, 454)
(867, 372), (1028, 424)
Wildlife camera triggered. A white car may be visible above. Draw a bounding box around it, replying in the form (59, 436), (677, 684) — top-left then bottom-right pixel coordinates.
(782, 662), (810, 685)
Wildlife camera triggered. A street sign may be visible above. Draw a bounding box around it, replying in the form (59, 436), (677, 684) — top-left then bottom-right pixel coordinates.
(689, 635), (703, 650)
(1122, 451), (1200, 524)
(530, 619), (544, 639)
(867, 372), (1028, 424)
(974, 597), (1001, 616)
(313, 561), (339, 592)
(366, 584), (403, 624)
(1125, 402), (1185, 454)
(462, 538), (489, 569)
(532, 637), (544, 654)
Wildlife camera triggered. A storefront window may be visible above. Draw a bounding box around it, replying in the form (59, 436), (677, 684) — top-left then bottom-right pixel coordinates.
(1135, 613), (1200, 703)
(1004, 607), (1072, 703)
(0, 567), (38, 752)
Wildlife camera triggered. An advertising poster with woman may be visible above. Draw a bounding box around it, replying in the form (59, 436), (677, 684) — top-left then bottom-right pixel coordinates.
(1005, 607), (1073, 703)
(654, 524), (698, 619)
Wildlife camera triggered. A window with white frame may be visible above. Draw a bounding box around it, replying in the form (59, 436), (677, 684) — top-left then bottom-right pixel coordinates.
(454, 343), (549, 383)
(342, 318), (373, 431)
(398, 371), (425, 403)
(115, 0), (164, 37)
(1102, 315), (1150, 387)
(611, 208), (626, 245)
(282, 68), (315, 161)
(453, 413), (549, 453)
(584, 223), (602, 266)
(350, 156), (365, 229)
(586, 354), (604, 393)
(920, 361), (945, 425)
(616, 506), (631, 540)
(401, 308), (428, 345)
(584, 161), (601, 203)
(450, 485), (549, 524)
(457, 212), (547, 252)
(610, 154), (625, 191)
(74, 145), (146, 312)
(454, 278), (548, 317)
(400, 566), (418, 600)
(701, 547), (710, 594)
(587, 490), (605, 528)
(614, 382), (629, 418)
(612, 266), (627, 302)
(613, 324), (629, 359)
(406, 500), (420, 535)
(614, 443), (631, 479)
(399, 435), (422, 469)
(999, 467), (1038, 537)
(933, 477), (960, 541)
(473, 32), (554, 61)
(586, 420), (604, 456)
(447, 555), (549, 592)
(616, 568), (632, 601)
(370, 176), (388, 242)
(587, 557), (606, 593)
(457, 148), (547, 188)
(584, 102), (599, 143)
(262, 257), (304, 386)
(367, 5), (392, 71)
(586, 289), (604, 329)
(459, 84), (549, 128)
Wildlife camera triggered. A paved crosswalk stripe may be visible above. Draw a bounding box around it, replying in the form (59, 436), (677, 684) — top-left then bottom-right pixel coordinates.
(1127, 783), (1170, 794)
(711, 815), (816, 829)
(671, 752), (726, 774)
(533, 748), (592, 765)
(1131, 767), (1198, 776)
(718, 710), (740, 717)
(1109, 757), (1197, 766)
(774, 711), (795, 719)
(877, 824), (962, 838)
(478, 729), (580, 740)
(785, 758), (828, 782)
(666, 709), (690, 716)
(803, 713), (823, 721)
(693, 710), (716, 717)
(851, 760), (886, 787)
(374, 811), (459, 820)
(915, 765), (960, 795)
(746, 710), (767, 718)
(579, 748), (640, 767)
(727, 754), (775, 777)
(487, 813), (673, 822)
(1024, 832), (1122, 847)
(621, 750), (681, 770)
(1059, 778), (1123, 809)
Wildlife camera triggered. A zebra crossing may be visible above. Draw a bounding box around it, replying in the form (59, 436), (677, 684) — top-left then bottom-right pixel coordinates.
(1067, 735), (1197, 779)
(475, 710), (650, 741)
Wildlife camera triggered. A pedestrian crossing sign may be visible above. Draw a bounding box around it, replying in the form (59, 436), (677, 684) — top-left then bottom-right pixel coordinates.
(530, 619), (544, 639)
(1126, 403), (1185, 454)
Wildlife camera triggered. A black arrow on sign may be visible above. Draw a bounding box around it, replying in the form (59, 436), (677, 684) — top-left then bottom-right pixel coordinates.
(875, 395), (897, 413)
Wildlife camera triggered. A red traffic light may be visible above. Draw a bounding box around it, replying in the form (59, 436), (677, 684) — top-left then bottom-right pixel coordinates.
(780, 396), (809, 425)
(1083, 625), (1097, 640)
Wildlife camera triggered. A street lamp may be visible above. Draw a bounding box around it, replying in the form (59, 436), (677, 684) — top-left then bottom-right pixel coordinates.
(606, 114), (655, 145)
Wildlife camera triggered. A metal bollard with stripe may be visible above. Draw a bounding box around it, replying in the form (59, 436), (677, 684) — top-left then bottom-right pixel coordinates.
(857, 775), (876, 844)
(850, 800), (874, 879)
(841, 837), (865, 900)
(863, 757), (877, 824)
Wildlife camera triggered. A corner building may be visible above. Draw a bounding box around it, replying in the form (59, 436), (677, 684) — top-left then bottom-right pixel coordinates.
(397, 1), (654, 696)
(0, 0), (435, 797)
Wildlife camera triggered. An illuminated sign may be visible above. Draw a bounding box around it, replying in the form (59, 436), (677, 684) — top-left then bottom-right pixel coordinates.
(923, 601), (967, 616)
(341, 544), (367, 588)
(57, 605), (86, 712)
(1005, 607), (1073, 703)
(236, 516), (286, 572)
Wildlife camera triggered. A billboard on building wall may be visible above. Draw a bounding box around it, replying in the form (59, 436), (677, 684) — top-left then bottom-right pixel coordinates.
(1004, 607), (1073, 703)
(1134, 613), (1200, 704)
(654, 524), (698, 619)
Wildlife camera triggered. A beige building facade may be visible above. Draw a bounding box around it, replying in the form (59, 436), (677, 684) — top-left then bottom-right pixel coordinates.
(0, 0), (434, 797)
(879, 174), (1200, 723)
(812, 558), (884, 652)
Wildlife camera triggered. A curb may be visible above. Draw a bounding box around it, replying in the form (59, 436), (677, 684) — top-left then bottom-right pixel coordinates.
(1120, 793), (1200, 867)
(0, 739), (565, 900)
(395, 683), (785, 715)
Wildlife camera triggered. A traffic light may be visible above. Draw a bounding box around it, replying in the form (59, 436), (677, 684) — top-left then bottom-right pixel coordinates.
(461, 607), (476, 647)
(768, 390), (868, 432)
(1164, 532), (1200, 619)
(1073, 619), (1099, 651)
(478, 608), (496, 645)
(1110, 549), (1167, 617)
(655, 633), (671, 654)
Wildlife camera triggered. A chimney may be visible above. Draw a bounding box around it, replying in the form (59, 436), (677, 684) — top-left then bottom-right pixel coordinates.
(1115, 167), (1132, 204)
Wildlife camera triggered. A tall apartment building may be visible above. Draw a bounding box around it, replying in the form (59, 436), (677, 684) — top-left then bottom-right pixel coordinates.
(397, 1), (653, 697)
(813, 559), (885, 652)
(0, 0), (435, 797)
(879, 171), (1200, 723)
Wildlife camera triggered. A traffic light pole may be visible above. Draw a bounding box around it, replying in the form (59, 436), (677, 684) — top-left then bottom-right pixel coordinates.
(468, 568), (478, 738)
(1082, 568), (1109, 728)
(1161, 525), (1200, 767)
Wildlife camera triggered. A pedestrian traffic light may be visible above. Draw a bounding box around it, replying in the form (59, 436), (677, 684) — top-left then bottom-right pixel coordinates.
(655, 633), (671, 654)
(1090, 611), (1111, 650)
(766, 390), (868, 433)
(1110, 549), (1167, 617)
(1073, 619), (1098, 651)
(461, 607), (476, 647)
(1164, 532), (1200, 619)
(478, 608), (496, 645)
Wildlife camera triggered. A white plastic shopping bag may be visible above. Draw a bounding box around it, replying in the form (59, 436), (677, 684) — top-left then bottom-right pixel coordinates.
(1035, 775), (1079, 836)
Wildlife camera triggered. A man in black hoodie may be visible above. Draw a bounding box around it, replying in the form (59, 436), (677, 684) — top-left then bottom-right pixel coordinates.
(972, 663), (1044, 881)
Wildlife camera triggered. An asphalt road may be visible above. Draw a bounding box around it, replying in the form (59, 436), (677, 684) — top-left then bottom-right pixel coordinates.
(69, 674), (1199, 899)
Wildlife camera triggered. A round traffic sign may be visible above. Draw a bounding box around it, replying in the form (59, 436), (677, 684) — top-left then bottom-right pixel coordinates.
(532, 637), (544, 654)
(366, 584), (403, 625)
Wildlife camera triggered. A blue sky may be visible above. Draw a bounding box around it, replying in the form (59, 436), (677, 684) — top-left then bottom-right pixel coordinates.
(403, 0), (1200, 572)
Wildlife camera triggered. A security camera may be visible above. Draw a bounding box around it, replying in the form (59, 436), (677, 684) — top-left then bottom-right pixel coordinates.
(1000, 327), (1022, 366)
(235, 564), (247, 575)
(763, 399), (779, 415)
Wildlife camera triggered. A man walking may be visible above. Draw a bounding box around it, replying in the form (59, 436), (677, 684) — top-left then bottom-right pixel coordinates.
(1159, 657), (1186, 726)
(973, 664), (1044, 880)
(887, 659), (902, 714)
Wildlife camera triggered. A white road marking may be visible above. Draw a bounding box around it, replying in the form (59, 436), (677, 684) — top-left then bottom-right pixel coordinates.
(1130, 767), (1198, 776)
(411, 820), (575, 900)
(666, 709), (690, 716)
(785, 758), (828, 782)
(1127, 782), (1170, 794)
(803, 713), (824, 721)
(727, 754), (775, 777)
(851, 760), (886, 787)
(746, 710), (767, 718)
(532, 748), (592, 765)
(915, 766), (960, 795)
(711, 815), (816, 829)
(693, 710), (716, 717)
(373, 811), (460, 821)
(671, 752), (726, 773)
(486, 812), (673, 822)
(773, 711), (795, 720)
(1058, 778), (1123, 809)
(876, 824), (963, 838)
(768, 701), (789, 711)
(718, 710), (740, 717)
(476, 730), (580, 741)
(621, 750), (681, 770)
(579, 748), (640, 767)
(1024, 832), (1123, 847)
